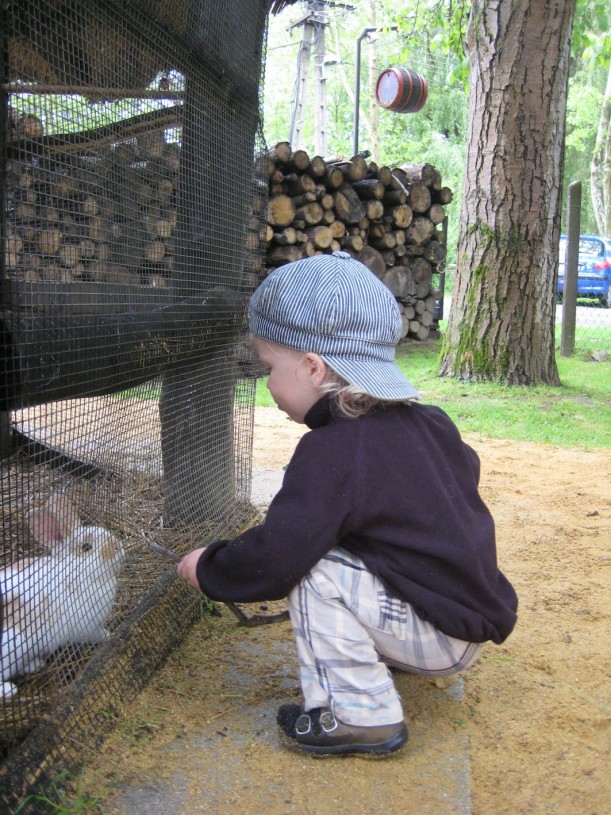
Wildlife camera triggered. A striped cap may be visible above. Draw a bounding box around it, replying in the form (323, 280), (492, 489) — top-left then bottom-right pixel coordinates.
(249, 251), (419, 400)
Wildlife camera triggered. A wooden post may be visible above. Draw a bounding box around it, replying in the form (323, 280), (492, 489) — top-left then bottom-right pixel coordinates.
(160, 0), (267, 526)
(560, 181), (581, 357)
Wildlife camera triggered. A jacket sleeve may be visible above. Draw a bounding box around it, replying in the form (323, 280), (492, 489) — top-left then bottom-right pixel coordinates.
(195, 428), (356, 602)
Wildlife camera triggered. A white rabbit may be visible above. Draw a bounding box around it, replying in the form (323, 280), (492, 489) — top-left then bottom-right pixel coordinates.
(0, 493), (125, 697)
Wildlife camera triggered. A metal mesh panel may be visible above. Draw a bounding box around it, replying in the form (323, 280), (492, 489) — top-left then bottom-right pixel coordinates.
(0, 1), (269, 809)
(556, 307), (611, 355)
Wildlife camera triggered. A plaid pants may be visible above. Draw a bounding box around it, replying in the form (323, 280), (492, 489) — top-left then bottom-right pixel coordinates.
(287, 547), (483, 727)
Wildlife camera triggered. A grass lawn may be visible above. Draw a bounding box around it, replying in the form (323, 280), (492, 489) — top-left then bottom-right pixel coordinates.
(255, 339), (611, 450)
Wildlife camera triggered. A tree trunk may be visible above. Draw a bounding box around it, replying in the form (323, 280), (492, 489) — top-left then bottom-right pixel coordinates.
(439, 0), (576, 386)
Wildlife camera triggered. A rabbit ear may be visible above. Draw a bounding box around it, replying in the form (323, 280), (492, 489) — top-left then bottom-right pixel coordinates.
(27, 508), (64, 545)
(28, 492), (80, 544)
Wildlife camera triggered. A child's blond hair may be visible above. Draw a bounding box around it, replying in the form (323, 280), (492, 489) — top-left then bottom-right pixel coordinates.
(320, 368), (413, 419)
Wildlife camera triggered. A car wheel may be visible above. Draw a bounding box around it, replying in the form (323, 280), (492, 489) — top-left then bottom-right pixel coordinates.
(556, 292), (563, 304)
(599, 286), (611, 309)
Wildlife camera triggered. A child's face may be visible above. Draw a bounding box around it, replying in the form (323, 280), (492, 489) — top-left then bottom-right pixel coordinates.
(253, 337), (326, 423)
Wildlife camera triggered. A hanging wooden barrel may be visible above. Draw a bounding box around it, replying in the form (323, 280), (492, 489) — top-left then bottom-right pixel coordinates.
(376, 68), (428, 113)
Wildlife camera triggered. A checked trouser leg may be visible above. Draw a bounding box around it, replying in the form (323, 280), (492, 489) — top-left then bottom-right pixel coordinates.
(287, 547), (483, 728)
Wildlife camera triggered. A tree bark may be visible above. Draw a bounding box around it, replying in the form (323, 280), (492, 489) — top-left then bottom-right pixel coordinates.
(439, 0), (575, 385)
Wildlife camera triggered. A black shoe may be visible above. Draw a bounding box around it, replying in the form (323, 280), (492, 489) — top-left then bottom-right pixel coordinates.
(276, 704), (408, 757)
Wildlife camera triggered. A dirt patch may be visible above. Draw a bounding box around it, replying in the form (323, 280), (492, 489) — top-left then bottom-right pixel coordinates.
(88, 407), (609, 815)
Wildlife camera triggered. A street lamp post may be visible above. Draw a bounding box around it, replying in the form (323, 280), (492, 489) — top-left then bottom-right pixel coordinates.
(353, 26), (397, 155)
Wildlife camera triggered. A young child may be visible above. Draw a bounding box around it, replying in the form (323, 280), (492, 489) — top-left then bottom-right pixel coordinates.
(178, 251), (518, 757)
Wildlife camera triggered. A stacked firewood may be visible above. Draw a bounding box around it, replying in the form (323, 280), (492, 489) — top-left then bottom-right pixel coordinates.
(4, 132), (450, 340)
(263, 142), (451, 341)
(3, 131), (180, 288)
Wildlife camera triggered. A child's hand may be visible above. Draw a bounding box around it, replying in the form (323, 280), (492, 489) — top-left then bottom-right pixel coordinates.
(177, 547), (206, 590)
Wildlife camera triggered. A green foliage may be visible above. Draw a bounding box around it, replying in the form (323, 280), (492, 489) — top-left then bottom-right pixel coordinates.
(572, 0), (611, 63)
(563, 77), (603, 233)
(563, 1), (611, 232)
(391, 0), (471, 86)
(565, 77), (603, 156)
(117, 384), (161, 400)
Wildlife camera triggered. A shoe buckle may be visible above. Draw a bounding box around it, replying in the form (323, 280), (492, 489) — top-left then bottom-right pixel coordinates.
(319, 711), (338, 733)
(295, 713), (312, 736)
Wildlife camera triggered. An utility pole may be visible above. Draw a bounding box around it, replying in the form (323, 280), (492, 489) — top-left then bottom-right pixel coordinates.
(289, 11), (316, 149)
(313, 7), (329, 156)
(288, 1), (354, 155)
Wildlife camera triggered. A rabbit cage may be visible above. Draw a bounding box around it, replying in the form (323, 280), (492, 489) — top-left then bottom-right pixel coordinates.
(0, 0), (270, 810)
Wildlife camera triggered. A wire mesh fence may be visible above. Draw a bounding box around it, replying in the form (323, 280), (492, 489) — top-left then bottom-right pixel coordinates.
(555, 303), (611, 356)
(1, 1), (269, 811)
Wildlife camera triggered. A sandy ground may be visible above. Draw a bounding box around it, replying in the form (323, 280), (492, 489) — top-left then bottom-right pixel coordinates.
(90, 406), (609, 815)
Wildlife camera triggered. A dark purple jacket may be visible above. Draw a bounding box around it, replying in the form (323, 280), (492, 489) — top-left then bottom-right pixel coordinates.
(196, 397), (518, 644)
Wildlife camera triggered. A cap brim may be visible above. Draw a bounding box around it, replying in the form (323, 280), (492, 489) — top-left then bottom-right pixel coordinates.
(321, 356), (420, 401)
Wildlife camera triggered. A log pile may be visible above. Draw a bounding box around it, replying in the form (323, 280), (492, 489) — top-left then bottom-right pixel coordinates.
(3, 132), (451, 340)
(3, 131), (181, 288)
(263, 142), (451, 341)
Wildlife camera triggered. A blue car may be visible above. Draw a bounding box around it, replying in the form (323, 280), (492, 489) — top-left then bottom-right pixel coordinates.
(558, 234), (611, 307)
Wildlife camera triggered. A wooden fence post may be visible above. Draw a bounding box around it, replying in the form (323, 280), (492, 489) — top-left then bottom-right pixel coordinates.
(560, 181), (581, 357)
